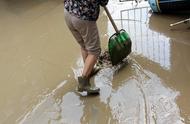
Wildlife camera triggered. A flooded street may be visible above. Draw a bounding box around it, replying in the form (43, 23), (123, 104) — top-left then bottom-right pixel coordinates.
(0, 0), (190, 124)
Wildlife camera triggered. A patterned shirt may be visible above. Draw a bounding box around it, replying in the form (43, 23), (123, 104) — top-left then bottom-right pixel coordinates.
(64, 0), (109, 21)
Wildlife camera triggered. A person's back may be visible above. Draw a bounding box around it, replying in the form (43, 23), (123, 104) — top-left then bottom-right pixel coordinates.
(64, 0), (108, 21)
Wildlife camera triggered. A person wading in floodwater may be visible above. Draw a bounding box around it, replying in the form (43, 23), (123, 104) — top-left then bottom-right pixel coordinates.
(64, 0), (109, 94)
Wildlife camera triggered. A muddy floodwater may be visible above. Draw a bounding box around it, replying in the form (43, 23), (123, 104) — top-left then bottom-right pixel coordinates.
(0, 0), (190, 124)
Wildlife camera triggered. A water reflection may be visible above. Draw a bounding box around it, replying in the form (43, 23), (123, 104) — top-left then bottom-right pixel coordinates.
(14, 1), (189, 124)
(149, 13), (190, 45)
(59, 92), (84, 124)
(107, 3), (171, 70)
(18, 57), (184, 124)
(109, 61), (183, 123)
(71, 57), (184, 123)
(18, 80), (85, 124)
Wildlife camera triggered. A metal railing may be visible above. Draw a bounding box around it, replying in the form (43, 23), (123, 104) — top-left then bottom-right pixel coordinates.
(118, 6), (171, 69)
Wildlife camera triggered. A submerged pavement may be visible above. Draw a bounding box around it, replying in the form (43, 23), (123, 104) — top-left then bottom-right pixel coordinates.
(0, 0), (190, 124)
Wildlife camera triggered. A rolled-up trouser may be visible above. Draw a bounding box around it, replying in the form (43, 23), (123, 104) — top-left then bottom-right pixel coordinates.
(64, 9), (101, 58)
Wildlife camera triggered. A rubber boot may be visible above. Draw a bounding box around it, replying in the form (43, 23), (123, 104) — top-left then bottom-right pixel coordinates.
(77, 76), (100, 94)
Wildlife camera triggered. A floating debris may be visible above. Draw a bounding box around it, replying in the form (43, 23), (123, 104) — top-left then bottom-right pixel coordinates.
(97, 50), (129, 75)
(97, 50), (112, 68)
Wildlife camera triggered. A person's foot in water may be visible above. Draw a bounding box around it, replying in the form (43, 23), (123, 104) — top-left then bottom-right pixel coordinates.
(77, 76), (100, 94)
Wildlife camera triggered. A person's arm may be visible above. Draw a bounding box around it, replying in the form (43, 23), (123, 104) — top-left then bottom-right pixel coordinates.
(99, 0), (109, 6)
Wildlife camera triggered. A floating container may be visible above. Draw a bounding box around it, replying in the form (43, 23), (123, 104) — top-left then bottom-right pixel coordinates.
(148, 0), (190, 13)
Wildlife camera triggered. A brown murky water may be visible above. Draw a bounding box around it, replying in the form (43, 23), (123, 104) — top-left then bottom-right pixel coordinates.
(0, 0), (190, 124)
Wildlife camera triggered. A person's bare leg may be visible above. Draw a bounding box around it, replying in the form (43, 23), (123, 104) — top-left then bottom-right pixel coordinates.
(81, 48), (88, 63)
(82, 54), (97, 77)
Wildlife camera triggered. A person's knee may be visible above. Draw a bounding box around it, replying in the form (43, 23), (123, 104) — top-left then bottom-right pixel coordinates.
(88, 48), (101, 59)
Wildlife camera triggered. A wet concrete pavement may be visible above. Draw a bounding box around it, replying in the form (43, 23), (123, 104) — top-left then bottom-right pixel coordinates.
(0, 0), (190, 124)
